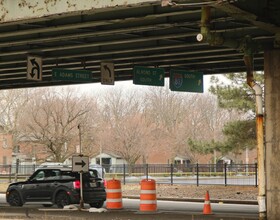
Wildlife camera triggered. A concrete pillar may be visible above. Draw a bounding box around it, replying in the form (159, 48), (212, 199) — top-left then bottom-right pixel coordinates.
(265, 49), (280, 219)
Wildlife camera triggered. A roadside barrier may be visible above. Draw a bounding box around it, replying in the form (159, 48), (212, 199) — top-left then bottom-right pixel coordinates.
(203, 190), (212, 215)
(140, 179), (157, 212)
(106, 179), (123, 209)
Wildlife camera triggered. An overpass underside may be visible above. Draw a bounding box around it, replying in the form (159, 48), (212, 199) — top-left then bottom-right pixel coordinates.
(0, 0), (279, 89)
(1, 0), (280, 219)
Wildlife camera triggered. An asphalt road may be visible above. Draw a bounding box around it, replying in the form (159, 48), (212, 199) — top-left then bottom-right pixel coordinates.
(0, 194), (259, 220)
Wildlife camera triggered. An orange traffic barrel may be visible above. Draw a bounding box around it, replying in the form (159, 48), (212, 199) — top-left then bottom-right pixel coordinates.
(106, 179), (123, 209)
(140, 179), (157, 212)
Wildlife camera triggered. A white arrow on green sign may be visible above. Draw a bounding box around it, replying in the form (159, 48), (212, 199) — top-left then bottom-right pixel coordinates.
(133, 66), (164, 86)
(170, 69), (203, 93)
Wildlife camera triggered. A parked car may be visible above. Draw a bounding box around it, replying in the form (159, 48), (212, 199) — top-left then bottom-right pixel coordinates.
(6, 166), (106, 208)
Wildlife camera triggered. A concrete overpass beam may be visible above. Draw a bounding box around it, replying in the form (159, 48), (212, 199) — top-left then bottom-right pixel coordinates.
(265, 49), (280, 219)
(0, 0), (159, 23)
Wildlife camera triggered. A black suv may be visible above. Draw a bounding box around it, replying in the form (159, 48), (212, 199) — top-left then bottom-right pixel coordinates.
(6, 166), (106, 208)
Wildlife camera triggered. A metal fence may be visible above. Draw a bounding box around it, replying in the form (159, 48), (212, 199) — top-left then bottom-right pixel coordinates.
(102, 163), (258, 186)
(0, 163), (258, 187)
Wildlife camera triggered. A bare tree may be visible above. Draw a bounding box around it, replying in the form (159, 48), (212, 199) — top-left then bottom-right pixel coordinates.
(144, 86), (186, 132)
(98, 88), (155, 167)
(0, 89), (29, 149)
(20, 87), (96, 162)
(111, 116), (152, 166)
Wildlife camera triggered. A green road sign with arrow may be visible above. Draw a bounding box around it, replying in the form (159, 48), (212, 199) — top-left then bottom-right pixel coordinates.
(170, 69), (203, 93)
(133, 66), (164, 86)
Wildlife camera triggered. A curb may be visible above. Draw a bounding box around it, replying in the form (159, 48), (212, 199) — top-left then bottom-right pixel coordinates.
(123, 195), (258, 205)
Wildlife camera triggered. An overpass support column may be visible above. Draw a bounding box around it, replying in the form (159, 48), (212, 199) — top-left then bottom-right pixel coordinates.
(265, 49), (280, 219)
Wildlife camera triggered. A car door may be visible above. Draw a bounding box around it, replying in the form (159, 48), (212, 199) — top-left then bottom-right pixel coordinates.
(45, 170), (61, 199)
(22, 170), (46, 201)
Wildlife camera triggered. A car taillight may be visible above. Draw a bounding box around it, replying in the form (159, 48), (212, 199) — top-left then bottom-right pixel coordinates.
(73, 180), (80, 189)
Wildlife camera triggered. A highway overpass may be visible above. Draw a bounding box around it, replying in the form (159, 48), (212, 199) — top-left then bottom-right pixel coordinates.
(0, 0), (280, 219)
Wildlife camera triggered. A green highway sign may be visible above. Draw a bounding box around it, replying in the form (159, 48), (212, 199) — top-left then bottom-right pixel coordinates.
(133, 66), (164, 86)
(170, 69), (203, 93)
(52, 68), (92, 82)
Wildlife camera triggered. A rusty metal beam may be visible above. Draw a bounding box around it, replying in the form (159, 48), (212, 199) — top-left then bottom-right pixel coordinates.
(213, 2), (280, 35)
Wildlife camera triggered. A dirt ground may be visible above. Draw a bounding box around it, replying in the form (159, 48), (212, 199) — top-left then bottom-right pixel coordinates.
(121, 184), (258, 201)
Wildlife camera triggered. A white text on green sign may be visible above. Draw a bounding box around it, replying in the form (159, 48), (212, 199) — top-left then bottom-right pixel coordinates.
(170, 70), (203, 93)
(52, 68), (92, 82)
(133, 66), (164, 86)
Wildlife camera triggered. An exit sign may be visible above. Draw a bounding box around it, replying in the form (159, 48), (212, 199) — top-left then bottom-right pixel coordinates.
(170, 70), (203, 93)
(52, 68), (92, 82)
(133, 66), (164, 86)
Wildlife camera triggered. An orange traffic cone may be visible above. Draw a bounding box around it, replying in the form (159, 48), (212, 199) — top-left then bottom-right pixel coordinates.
(203, 191), (212, 215)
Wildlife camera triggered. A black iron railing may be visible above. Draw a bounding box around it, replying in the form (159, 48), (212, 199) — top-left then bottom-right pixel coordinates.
(0, 163), (258, 187)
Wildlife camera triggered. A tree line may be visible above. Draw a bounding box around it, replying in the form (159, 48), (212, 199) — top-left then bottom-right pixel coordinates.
(0, 72), (262, 166)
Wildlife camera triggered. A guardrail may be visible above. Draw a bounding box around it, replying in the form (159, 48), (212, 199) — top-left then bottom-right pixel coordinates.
(0, 163), (258, 187)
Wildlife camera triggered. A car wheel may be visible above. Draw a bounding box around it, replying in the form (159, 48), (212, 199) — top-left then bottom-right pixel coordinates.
(55, 191), (70, 208)
(7, 191), (23, 207)
(43, 204), (53, 207)
(89, 201), (104, 208)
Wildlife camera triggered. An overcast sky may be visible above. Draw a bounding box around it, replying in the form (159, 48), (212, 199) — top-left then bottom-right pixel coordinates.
(74, 74), (214, 95)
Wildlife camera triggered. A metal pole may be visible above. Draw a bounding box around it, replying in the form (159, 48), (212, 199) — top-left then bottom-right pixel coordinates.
(77, 125), (84, 209)
(78, 124), (82, 155)
(123, 164), (126, 185)
(255, 162), (258, 188)
(196, 163), (199, 186)
(224, 163), (227, 186)
(171, 163), (174, 185)
(9, 165), (11, 183)
(146, 164), (149, 179)
(15, 158), (19, 182)
(79, 171), (84, 209)
(245, 54), (266, 218)
(100, 141), (102, 167)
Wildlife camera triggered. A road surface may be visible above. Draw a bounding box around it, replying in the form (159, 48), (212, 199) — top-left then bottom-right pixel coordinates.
(0, 194), (258, 219)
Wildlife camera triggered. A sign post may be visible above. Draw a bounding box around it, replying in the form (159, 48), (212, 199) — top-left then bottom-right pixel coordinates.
(72, 155), (89, 210)
(72, 125), (89, 210)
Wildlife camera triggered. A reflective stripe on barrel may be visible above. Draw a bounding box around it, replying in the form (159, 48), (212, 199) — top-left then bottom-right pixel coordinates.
(140, 179), (157, 212)
(106, 179), (123, 209)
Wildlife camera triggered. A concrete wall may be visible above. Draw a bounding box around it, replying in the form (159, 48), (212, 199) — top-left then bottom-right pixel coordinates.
(0, 0), (159, 23)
